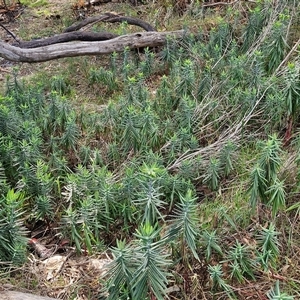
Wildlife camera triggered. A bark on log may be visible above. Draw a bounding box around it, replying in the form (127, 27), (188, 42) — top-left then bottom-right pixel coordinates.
(16, 31), (118, 49)
(0, 291), (57, 300)
(0, 30), (184, 63)
(16, 13), (156, 49)
(64, 13), (157, 33)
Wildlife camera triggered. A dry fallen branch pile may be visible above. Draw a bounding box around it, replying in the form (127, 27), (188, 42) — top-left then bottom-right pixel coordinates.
(0, 12), (185, 63)
(0, 253), (112, 299)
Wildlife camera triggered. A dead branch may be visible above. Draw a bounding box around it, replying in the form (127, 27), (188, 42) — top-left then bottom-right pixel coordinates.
(202, 0), (257, 7)
(102, 13), (157, 32)
(7, 12), (157, 49)
(0, 12), (177, 63)
(202, 0), (239, 7)
(63, 14), (111, 32)
(0, 30), (184, 63)
(0, 22), (19, 43)
(64, 12), (157, 33)
(15, 31), (118, 49)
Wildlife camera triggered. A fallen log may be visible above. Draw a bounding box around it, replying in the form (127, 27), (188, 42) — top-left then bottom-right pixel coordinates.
(0, 30), (184, 63)
(16, 31), (118, 49)
(15, 13), (157, 49)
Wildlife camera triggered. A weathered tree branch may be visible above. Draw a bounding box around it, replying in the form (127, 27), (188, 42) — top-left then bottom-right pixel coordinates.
(63, 15), (111, 33)
(0, 30), (184, 63)
(202, 0), (256, 7)
(12, 13), (156, 49)
(63, 13), (157, 33)
(101, 13), (157, 32)
(16, 31), (118, 49)
(0, 22), (20, 43)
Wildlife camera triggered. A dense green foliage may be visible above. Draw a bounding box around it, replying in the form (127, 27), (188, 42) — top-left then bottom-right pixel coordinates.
(1, 0), (300, 298)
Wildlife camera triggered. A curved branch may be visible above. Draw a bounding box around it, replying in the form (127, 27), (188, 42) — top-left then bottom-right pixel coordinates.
(63, 15), (111, 32)
(16, 31), (118, 49)
(0, 30), (184, 63)
(64, 13), (157, 33)
(103, 13), (157, 32)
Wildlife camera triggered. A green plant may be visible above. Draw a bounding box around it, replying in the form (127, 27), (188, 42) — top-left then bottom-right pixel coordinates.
(265, 17), (289, 74)
(161, 35), (178, 65)
(34, 195), (54, 223)
(77, 197), (103, 254)
(248, 50), (265, 89)
(0, 162), (9, 193)
(0, 1), (299, 297)
(0, 189), (28, 265)
(176, 59), (196, 97)
(50, 75), (70, 95)
(132, 163), (167, 224)
(139, 105), (160, 149)
(283, 62), (300, 120)
(219, 140), (236, 177)
(266, 178), (286, 217)
(119, 105), (142, 153)
(131, 222), (171, 300)
(267, 280), (294, 300)
(258, 135), (282, 185)
(208, 264), (235, 298)
(224, 241), (256, 283)
(124, 74), (148, 105)
(122, 47), (133, 79)
(139, 47), (155, 77)
(256, 223), (280, 271)
(153, 75), (174, 118)
(177, 156), (201, 181)
(20, 0), (48, 8)
(200, 230), (223, 262)
(248, 135), (285, 216)
(61, 206), (82, 252)
(60, 116), (80, 152)
(208, 21), (232, 56)
(167, 189), (199, 262)
(103, 223), (171, 300)
(241, 5), (269, 53)
(174, 94), (196, 132)
(89, 67), (118, 92)
(248, 164), (267, 208)
(104, 239), (134, 300)
(110, 52), (118, 78)
(203, 157), (221, 191)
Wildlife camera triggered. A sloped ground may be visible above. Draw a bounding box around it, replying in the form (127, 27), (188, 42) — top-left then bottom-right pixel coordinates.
(1, 1), (300, 299)
(0, 2), (130, 299)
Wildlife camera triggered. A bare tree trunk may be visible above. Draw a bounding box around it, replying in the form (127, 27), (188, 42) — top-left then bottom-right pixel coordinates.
(0, 30), (184, 63)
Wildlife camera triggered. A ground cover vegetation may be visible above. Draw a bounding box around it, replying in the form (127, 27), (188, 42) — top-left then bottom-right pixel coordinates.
(0, 0), (300, 299)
